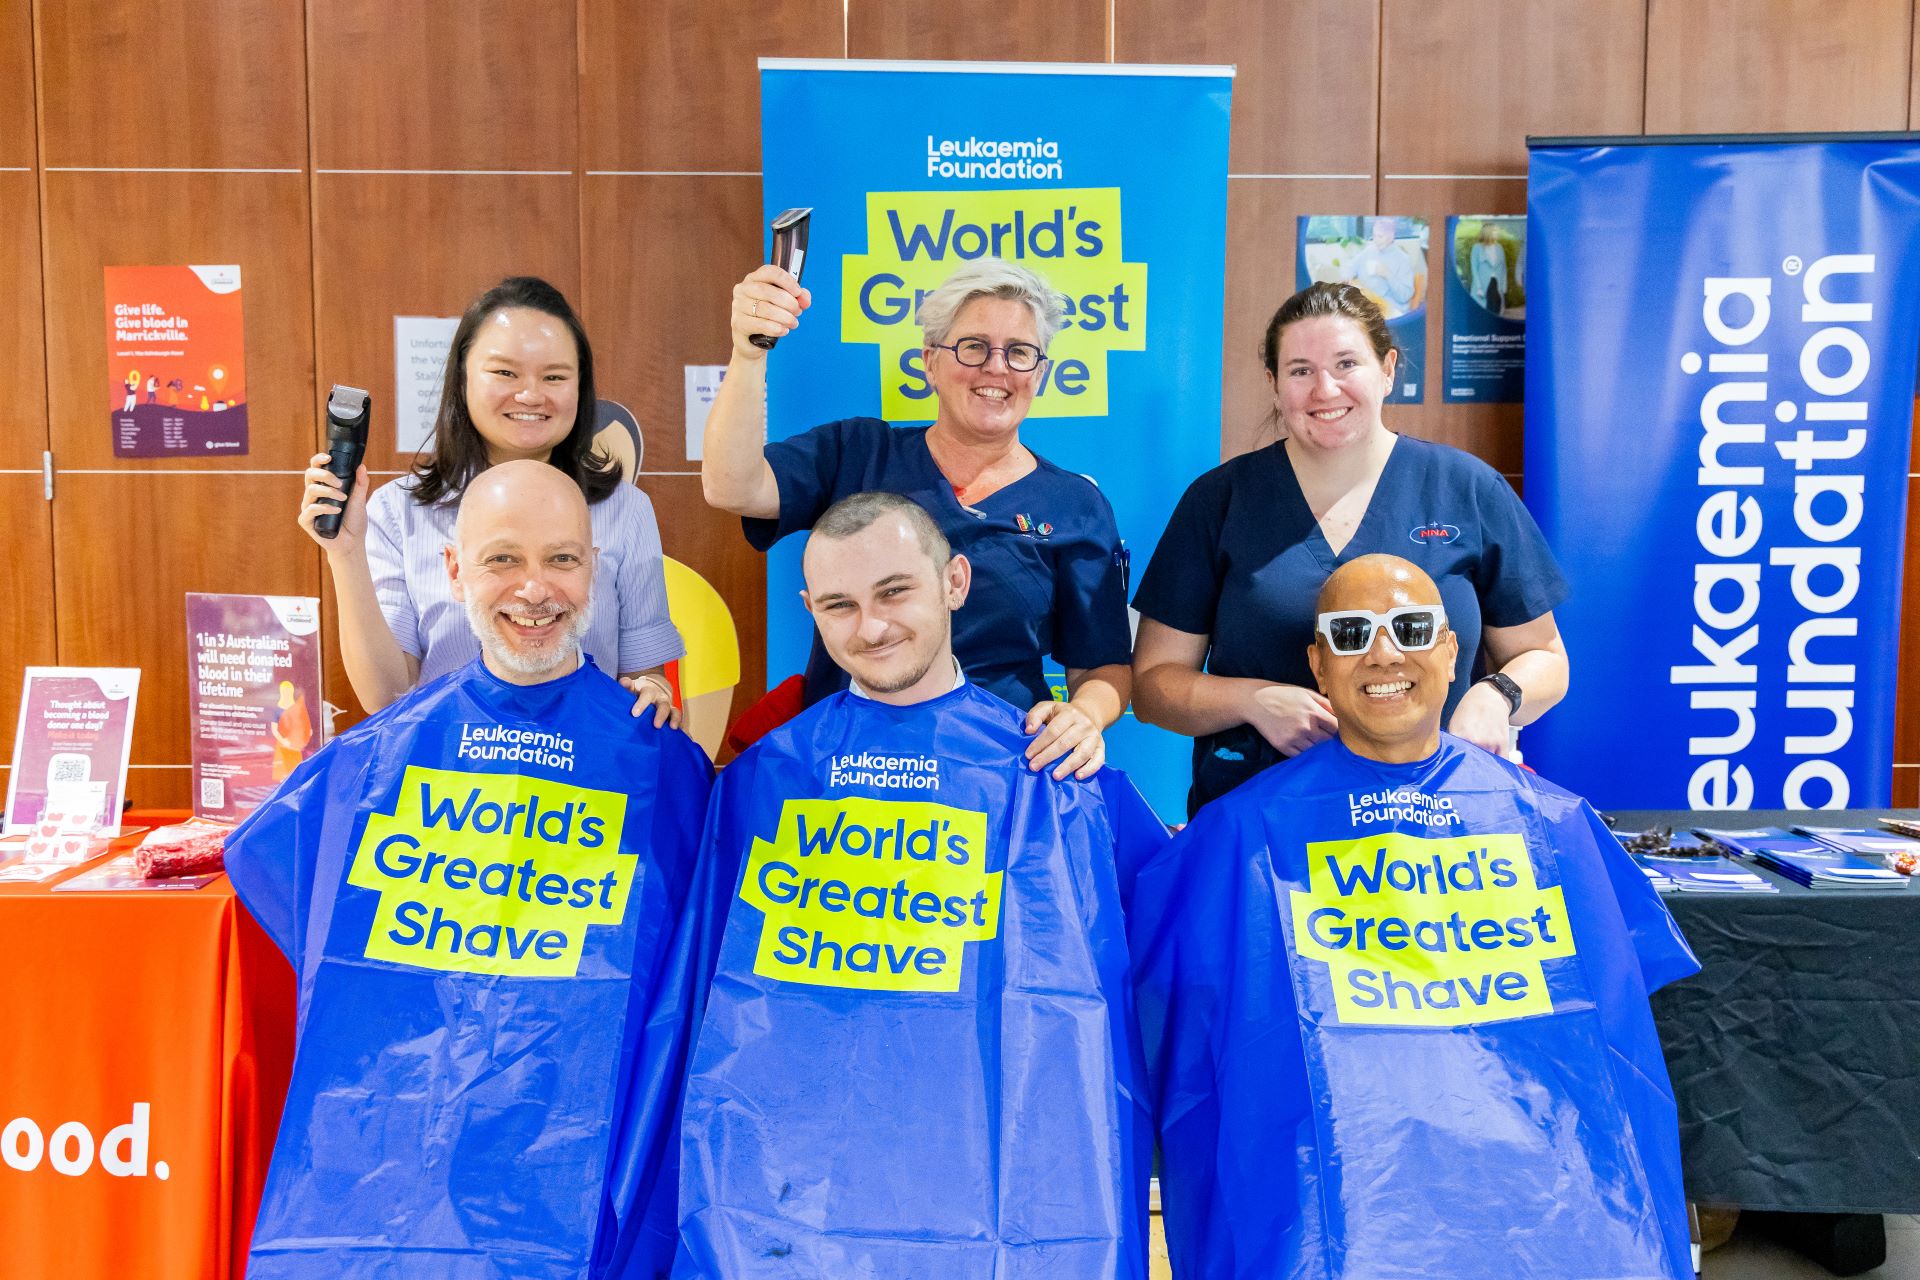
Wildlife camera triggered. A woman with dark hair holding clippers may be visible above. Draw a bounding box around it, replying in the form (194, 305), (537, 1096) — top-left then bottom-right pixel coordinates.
(1131, 281), (1571, 817)
(295, 276), (683, 720)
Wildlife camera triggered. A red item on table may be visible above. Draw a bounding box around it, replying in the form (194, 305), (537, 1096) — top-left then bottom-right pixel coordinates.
(134, 819), (230, 879)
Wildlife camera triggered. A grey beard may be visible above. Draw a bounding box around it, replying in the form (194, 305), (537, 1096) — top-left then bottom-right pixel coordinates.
(468, 595), (594, 678)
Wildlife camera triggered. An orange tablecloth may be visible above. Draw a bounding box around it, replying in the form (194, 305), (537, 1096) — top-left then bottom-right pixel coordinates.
(0, 812), (295, 1280)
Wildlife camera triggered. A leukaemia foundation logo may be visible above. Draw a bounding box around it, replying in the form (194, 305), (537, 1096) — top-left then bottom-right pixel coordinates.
(1288, 832), (1576, 1027)
(842, 187), (1147, 421)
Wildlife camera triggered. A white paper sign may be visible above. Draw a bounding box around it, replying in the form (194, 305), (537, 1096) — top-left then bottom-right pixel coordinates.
(684, 364), (728, 461)
(394, 315), (460, 453)
(5, 667), (141, 837)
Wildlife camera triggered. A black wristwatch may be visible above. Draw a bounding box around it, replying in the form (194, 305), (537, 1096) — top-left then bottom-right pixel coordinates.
(1476, 672), (1523, 717)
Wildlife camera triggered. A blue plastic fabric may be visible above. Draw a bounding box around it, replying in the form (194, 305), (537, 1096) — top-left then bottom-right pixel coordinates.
(1130, 734), (1699, 1280)
(674, 682), (1165, 1278)
(226, 657), (713, 1280)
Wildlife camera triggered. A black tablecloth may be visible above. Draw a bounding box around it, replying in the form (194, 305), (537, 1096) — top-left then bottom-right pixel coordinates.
(1610, 809), (1920, 1213)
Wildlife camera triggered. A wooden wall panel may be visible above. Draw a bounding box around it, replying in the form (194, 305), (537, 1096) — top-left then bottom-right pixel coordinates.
(1646, 0), (1912, 134)
(1894, 472), (1920, 803)
(51, 473), (319, 806)
(0, 475), (57, 811)
(847, 0), (1106, 61)
(1381, 0), (1645, 175)
(582, 173), (767, 706)
(40, 171), (315, 468)
(34, 0), (306, 168)
(0, 172), (47, 469)
(1376, 176), (1526, 475)
(581, 0), (844, 174)
(1115, 0), (1377, 176)
(1912, 0), (1920, 128)
(1, 0), (34, 168)
(1222, 177), (1378, 461)
(309, 174), (580, 472)
(307, 1), (577, 171)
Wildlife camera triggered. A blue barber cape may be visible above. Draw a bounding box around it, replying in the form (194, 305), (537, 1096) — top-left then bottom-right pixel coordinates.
(675, 682), (1165, 1279)
(1130, 734), (1698, 1280)
(227, 657), (712, 1280)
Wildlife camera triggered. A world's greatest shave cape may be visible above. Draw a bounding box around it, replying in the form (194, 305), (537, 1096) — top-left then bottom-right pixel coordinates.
(673, 682), (1167, 1278)
(226, 656), (713, 1280)
(1130, 732), (1699, 1280)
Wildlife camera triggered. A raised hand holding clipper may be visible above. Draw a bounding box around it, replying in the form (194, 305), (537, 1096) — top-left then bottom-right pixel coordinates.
(314, 385), (371, 538)
(732, 208), (813, 358)
(298, 385), (372, 551)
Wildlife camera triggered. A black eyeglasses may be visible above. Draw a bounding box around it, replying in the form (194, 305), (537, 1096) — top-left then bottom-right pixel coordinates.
(1315, 605), (1448, 655)
(932, 338), (1046, 372)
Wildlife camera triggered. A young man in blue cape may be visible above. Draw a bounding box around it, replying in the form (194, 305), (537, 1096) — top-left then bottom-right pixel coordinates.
(1131, 553), (1699, 1280)
(227, 461), (712, 1280)
(675, 492), (1166, 1278)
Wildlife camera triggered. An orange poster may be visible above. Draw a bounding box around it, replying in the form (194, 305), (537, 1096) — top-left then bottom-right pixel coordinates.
(104, 264), (247, 457)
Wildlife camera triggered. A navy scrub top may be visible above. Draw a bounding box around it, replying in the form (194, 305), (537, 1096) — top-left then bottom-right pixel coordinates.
(746, 417), (1133, 711)
(1133, 434), (1569, 817)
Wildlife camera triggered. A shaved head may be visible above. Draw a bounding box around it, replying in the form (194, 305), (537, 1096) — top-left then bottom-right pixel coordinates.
(454, 459), (590, 551)
(1308, 554), (1457, 763)
(1315, 554), (1444, 616)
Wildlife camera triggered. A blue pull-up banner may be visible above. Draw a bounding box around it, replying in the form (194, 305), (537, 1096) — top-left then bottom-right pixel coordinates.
(1524, 135), (1920, 809)
(758, 59), (1233, 821)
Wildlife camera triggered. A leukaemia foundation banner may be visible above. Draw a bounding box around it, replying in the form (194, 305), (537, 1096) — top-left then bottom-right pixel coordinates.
(759, 59), (1233, 819)
(1524, 136), (1920, 809)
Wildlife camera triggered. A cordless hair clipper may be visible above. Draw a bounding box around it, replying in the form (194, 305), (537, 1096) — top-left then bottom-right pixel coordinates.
(749, 207), (813, 351)
(314, 384), (371, 539)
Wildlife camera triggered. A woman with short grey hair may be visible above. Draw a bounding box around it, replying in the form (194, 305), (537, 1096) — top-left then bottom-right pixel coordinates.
(914, 258), (1067, 351)
(702, 254), (1131, 780)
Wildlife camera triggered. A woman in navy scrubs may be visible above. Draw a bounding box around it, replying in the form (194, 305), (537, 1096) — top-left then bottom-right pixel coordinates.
(1132, 282), (1571, 817)
(702, 257), (1131, 781)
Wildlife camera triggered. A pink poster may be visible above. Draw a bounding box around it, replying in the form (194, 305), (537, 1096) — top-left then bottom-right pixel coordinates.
(187, 593), (323, 821)
(4, 669), (141, 836)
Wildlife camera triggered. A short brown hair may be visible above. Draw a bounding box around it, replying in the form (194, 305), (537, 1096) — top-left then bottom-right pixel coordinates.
(812, 491), (951, 567)
(1260, 281), (1396, 376)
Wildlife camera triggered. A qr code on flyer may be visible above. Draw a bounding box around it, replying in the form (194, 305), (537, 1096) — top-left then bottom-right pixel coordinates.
(200, 776), (225, 810)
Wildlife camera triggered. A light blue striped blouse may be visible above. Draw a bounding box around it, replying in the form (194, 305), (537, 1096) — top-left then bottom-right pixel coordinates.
(364, 475), (684, 686)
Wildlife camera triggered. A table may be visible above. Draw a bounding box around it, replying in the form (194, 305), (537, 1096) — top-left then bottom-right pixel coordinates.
(0, 813), (295, 1280)
(1615, 808), (1920, 1273)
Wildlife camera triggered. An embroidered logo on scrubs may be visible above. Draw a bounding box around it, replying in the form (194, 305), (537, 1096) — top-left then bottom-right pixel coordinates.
(741, 797), (1003, 992)
(1014, 513), (1053, 539)
(1408, 521), (1460, 545)
(1288, 831), (1577, 1028)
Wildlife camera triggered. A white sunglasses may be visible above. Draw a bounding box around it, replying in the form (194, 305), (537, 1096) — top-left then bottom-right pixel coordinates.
(1315, 604), (1448, 655)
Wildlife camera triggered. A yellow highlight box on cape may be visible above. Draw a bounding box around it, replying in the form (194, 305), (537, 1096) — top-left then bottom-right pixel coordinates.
(742, 797), (1003, 993)
(1289, 831), (1576, 1028)
(348, 766), (633, 977)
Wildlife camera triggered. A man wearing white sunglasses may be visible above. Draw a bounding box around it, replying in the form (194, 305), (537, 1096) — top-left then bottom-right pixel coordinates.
(1129, 553), (1699, 1280)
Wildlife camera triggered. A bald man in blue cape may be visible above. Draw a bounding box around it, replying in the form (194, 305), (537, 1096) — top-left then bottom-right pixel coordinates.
(1130, 554), (1697, 1280)
(674, 492), (1164, 1279)
(227, 461), (712, 1279)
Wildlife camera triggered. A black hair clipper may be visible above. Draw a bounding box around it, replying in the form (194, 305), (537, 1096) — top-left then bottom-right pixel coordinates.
(750, 207), (812, 351)
(314, 384), (370, 539)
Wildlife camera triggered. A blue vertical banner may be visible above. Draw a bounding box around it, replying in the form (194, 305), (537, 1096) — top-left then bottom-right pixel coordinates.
(1525, 136), (1920, 809)
(759, 60), (1233, 819)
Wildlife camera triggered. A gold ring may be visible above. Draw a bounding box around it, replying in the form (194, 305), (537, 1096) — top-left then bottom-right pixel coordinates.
(748, 301), (759, 318)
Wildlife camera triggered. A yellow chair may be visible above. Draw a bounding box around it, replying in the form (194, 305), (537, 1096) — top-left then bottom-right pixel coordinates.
(662, 556), (740, 759)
